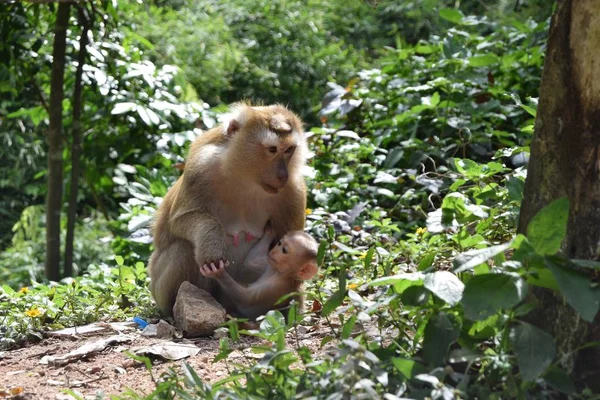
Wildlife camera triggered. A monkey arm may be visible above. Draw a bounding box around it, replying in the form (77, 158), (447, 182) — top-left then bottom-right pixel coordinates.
(244, 228), (276, 269)
(169, 210), (227, 264)
(213, 269), (268, 306)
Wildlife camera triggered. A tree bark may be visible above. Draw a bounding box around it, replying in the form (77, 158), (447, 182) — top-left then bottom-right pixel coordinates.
(64, 7), (89, 278)
(517, 0), (600, 388)
(45, 2), (70, 281)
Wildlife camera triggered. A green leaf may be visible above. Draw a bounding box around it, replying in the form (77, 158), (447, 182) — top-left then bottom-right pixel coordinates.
(527, 197), (570, 256)
(418, 252), (436, 271)
(422, 311), (460, 366)
(439, 8), (464, 24)
(115, 256), (124, 266)
(401, 285), (430, 306)
(392, 358), (427, 381)
(370, 272), (425, 287)
(363, 247), (375, 269)
(423, 271), (464, 306)
(462, 273), (528, 320)
(569, 259), (600, 270)
(468, 54), (499, 67)
(321, 289), (345, 317)
(453, 241), (513, 273)
(322, 264), (347, 317)
(111, 102), (137, 115)
(547, 261), (600, 322)
(341, 314), (357, 339)
(317, 240), (327, 266)
(544, 366), (576, 394)
(510, 321), (556, 381)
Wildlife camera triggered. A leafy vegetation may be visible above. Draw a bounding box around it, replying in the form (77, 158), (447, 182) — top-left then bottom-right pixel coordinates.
(2, 0), (600, 398)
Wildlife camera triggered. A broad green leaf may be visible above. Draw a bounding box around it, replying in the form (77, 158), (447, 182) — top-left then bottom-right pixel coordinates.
(439, 8), (464, 24)
(544, 366), (576, 394)
(453, 241), (513, 273)
(469, 54), (499, 67)
(526, 266), (560, 291)
(369, 272), (425, 287)
(392, 358), (427, 381)
(418, 252), (436, 271)
(341, 314), (357, 339)
(401, 285), (430, 306)
(569, 259), (600, 270)
(422, 312), (460, 366)
(547, 261), (600, 322)
(321, 288), (345, 317)
(430, 92), (441, 107)
(423, 271), (464, 306)
(111, 102), (137, 115)
(510, 321), (556, 381)
(468, 314), (504, 339)
(462, 273), (527, 320)
(527, 197), (569, 256)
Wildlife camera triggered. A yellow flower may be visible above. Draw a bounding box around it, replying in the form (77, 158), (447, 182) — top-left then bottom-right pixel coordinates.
(416, 227), (428, 235)
(24, 308), (42, 318)
(358, 251), (368, 259)
(19, 287), (29, 294)
(348, 283), (359, 290)
(305, 208), (313, 215)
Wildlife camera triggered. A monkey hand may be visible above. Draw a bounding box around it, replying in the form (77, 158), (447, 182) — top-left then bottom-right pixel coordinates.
(199, 260), (229, 279)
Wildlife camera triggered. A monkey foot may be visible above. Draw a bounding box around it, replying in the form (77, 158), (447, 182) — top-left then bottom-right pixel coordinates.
(232, 233), (240, 247)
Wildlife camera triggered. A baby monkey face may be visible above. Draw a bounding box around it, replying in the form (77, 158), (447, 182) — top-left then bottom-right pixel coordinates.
(269, 234), (300, 273)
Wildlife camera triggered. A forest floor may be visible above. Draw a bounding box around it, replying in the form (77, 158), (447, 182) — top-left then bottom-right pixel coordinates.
(0, 317), (339, 399)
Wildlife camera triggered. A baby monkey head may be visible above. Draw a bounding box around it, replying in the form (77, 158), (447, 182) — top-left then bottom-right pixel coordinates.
(221, 103), (306, 195)
(269, 231), (318, 280)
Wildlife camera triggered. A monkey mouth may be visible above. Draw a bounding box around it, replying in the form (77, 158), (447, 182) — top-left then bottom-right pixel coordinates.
(261, 183), (283, 194)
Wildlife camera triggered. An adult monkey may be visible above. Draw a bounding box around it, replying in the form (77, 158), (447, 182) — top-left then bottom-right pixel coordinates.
(148, 103), (307, 315)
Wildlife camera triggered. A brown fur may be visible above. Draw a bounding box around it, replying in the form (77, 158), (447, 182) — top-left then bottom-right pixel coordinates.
(148, 103), (307, 315)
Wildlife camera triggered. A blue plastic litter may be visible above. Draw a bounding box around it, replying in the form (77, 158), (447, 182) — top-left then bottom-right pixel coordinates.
(133, 316), (148, 329)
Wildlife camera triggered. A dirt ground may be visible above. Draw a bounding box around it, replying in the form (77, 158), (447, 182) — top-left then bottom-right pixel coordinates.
(0, 319), (332, 399)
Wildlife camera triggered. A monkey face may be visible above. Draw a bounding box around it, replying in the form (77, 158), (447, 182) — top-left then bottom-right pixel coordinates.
(269, 233), (318, 280)
(258, 141), (298, 194)
(222, 104), (305, 195)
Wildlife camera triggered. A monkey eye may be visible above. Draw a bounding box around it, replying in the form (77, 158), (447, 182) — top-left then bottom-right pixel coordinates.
(267, 146), (277, 154)
(277, 240), (282, 246)
(282, 246), (288, 254)
(284, 146), (296, 154)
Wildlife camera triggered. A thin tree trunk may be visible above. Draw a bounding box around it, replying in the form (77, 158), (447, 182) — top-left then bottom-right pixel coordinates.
(517, 0), (600, 388)
(64, 8), (89, 278)
(46, 3), (70, 281)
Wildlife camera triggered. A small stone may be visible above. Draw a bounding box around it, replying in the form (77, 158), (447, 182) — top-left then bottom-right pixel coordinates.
(296, 325), (310, 335)
(173, 281), (226, 337)
(141, 319), (177, 338)
(213, 327), (229, 339)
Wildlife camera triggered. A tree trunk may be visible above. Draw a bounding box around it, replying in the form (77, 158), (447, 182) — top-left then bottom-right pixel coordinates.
(517, 0), (600, 388)
(45, 3), (70, 281)
(64, 8), (89, 278)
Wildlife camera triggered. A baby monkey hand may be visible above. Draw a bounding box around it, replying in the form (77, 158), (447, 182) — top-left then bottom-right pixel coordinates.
(199, 260), (229, 279)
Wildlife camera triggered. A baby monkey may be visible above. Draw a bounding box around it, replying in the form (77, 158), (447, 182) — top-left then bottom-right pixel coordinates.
(200, 228), (319, 319)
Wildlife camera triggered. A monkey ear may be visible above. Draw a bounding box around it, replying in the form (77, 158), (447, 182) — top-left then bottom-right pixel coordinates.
(297, 262), (318, 280)
(225, 119), (241, 136)
(222, 104), (251, 137)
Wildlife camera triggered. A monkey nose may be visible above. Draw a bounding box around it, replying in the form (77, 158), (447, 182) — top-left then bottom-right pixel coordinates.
(277, 171), (288, 185)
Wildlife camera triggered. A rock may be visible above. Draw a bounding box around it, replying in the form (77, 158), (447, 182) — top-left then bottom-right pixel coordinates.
(141, 319), (177, 338)
(213, 327), (229, 339)
(173, 281), (226, 337)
